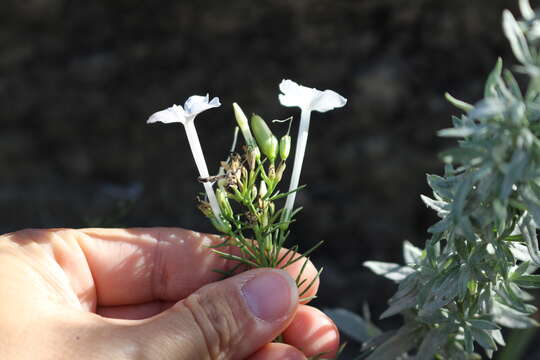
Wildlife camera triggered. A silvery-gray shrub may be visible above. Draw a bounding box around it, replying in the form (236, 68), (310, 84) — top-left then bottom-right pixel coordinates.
(327, 1), (540, 358)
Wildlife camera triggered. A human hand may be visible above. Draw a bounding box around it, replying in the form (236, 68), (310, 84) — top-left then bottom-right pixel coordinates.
(0, 227), (339, 359)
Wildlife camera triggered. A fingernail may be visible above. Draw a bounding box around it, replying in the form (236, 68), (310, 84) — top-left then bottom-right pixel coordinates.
(241, 270), (296, 321)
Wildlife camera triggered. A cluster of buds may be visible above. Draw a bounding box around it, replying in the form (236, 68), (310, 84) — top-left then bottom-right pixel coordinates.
(211, 103), (290, 233)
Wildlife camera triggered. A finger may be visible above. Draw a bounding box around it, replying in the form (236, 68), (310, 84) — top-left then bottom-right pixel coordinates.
(96, 257), (319, 320)
(77, 227), (225, 306)
(123, 268), (298, 360)
(247, 343), (306, 360)
(282, 305), (340, 359)
(76, 227), (319, 306)
(276, 251), (319, 304)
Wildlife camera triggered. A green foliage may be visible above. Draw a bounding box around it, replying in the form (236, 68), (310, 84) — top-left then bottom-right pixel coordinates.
(328, 1), (540, 358)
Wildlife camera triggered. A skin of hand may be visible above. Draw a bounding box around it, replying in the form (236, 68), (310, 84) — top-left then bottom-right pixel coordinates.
(0, 227), (339, 360)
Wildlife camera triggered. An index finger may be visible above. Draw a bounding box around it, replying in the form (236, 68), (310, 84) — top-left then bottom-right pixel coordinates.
(77, 227), (319, 306)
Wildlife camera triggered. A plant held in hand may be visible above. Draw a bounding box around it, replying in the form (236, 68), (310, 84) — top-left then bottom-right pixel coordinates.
(148, 81), (347, 305)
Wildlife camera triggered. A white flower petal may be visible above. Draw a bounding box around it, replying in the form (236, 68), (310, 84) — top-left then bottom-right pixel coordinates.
(147, 94), (221, 126)
(279, 79), (315, 109)
(310, 90), (347, 113)
(208, 96), (221, 107)
(146, 106), (185, 124)
(278, 79), (346, 112)
(278, 93), (300, 107)
(183, 94), (221, 117)
(279, 79), (301, 96)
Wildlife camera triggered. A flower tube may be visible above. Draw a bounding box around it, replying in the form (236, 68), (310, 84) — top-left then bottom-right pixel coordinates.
(147, 94), (223, 221)
(278, 79), (347, 219)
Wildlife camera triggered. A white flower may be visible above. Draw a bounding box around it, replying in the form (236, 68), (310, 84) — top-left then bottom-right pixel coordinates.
(278, 79), (347, 112)
(278, 79), (347, 218)
(147, 94), (221, 125)
(147, 94), (223, 221)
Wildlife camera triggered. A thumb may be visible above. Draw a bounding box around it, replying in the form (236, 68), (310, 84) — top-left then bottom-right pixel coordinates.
(129, 268), (298, 360)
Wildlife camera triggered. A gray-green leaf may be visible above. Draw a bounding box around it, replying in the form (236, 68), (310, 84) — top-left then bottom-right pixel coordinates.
(363, 261), (414, 282)
(403, 240), (423, 266)
(513, 274), (540, 288)
(324, 308), (382, 343)
(365, 324), (422, 360)
(503, 10), (533, 65)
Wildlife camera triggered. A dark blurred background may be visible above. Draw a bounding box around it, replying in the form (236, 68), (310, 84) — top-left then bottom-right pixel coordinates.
(0, 0), (525, 356)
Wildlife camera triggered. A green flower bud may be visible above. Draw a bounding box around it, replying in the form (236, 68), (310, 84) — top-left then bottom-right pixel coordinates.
(259, 180), (268, 199)
(275, 162), (286, 182)
(251, 185), (258, 199)
(246, 148), (258, 170)
(216, 188), (233, 218)
(233, 103), (261, 158)
(268, 164), (276, 180)
(279, 211), (291, 231)
(211, 216), (231, 233)
(261, 214), (269, 228)
(279, 135), (291, 161)
(250, 114), (278, 161)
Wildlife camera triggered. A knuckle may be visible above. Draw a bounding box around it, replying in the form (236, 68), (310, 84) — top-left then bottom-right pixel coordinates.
(182, 290), (242, 360)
